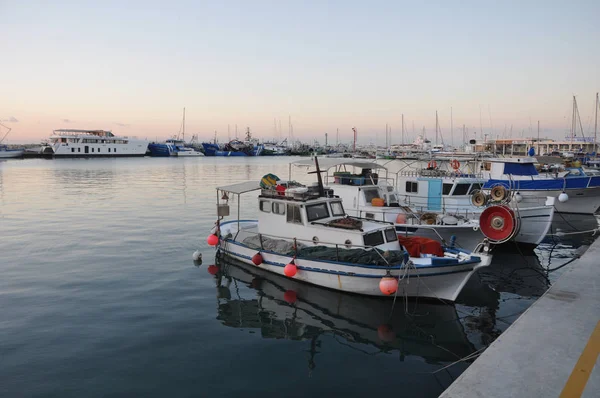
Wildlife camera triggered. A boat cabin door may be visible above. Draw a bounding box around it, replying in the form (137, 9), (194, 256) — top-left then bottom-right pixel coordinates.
(427, 179), (443, 211)
(85, 146), (89, 154)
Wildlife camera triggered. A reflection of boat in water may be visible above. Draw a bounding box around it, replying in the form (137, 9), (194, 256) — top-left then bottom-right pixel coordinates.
(210, 255), (477, 366)
(541, 213), (600, 247)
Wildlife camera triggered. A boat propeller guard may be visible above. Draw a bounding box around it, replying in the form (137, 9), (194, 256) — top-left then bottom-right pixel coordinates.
(479, 205), (517, 243)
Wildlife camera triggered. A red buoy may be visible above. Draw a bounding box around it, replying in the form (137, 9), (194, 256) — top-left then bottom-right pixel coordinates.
(284, 262), (297, 277)
(479, 205), (516, 242)
(207, 234), (219, 246)
(379, 276), (398, 295)
(252, 253), (263, 265)
(377, 324), (396, 342)
(283, 290), (297, 304)
(207, 264), (219, 275)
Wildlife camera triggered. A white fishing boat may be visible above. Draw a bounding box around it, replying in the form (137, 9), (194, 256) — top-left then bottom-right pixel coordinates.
(41, 129), (148, 157)
(388, 158), (555, 247)
(291, 158), (553, 250)
(204, 159), (493, 302)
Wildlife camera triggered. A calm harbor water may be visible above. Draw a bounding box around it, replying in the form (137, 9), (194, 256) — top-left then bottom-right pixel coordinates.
(1, 157), (598, 397)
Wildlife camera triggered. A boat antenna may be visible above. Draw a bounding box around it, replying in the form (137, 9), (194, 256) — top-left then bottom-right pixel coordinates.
(307, 156), (326, 197)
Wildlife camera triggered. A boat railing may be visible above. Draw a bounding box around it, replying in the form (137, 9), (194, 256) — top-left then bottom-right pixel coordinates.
(234, 230), (395, 266)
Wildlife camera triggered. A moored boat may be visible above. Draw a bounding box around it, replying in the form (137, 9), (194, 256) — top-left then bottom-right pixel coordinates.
(40, 129), (148, 157)
(204, 159), (493, 301)
(0, 123), (24, 159)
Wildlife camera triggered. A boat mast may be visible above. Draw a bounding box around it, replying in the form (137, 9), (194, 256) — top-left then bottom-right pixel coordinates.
(537, 120), (540, 156)
(0, 122), (12, 144)
(595, 92), (598, 155)
(435, 110), (439, 146)
(401, 114), (405, 145)
(182, 107), (186, 142)
(450, 107), (454, 148)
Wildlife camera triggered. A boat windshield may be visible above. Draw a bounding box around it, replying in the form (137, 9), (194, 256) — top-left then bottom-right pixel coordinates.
(306, 203), (330, 222)
(330, 201), (345, 216)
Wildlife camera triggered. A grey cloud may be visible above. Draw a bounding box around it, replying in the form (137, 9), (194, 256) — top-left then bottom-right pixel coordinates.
(62, 119), (72, 123)
(2, 116), (18, 122)
(115, 122), (130, 127)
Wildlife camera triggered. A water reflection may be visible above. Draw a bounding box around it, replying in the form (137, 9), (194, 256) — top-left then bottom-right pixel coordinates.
(209, 255), (479, 370)
(542, 213), (600, 247)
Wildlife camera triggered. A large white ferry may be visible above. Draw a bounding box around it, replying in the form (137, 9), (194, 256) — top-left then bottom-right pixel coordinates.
(41, 129), (148, 157)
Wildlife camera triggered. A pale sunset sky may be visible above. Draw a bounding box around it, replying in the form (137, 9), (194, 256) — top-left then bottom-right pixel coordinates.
(1, 0), (599, 144)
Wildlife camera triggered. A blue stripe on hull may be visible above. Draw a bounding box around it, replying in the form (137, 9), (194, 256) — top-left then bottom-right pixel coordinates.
(483, 177), (597, 191)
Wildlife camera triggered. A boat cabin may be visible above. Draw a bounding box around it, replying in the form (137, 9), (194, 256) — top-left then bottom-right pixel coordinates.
(256, 185), (401, 251)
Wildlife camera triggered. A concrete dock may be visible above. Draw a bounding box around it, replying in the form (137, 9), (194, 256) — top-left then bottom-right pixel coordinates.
(441, 239), (600, 398)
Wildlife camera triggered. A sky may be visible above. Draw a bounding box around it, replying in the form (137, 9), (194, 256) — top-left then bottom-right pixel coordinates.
(1, 0), (599, 145)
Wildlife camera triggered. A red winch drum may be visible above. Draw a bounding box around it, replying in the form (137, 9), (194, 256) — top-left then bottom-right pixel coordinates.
(479, 205), (517, 242)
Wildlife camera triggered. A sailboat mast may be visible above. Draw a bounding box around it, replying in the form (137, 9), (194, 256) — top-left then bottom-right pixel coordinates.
(435, 110), (439, 145)
(450, 107), (454, 148)
(595, 92), (598, 155)
(182, 107), (185, 142)
(401, 114), (405, 145)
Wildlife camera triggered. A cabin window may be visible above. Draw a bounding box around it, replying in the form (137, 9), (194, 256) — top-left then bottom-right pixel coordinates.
(71, 148), (75, 153)
(362, 188), (380, 204)
(442, 183), (453, 195)
(91, 148), (94, 152)
(286, 204), (303, 224)
(260, 200), (271, 213)
(330, 201), (345, 216)
(468, 183), (482, 194)
(114, 148), (117, 153)
(452, 183), (471, 196)
(363, 231), (384, 247)
(272, 202), (285, 215)
(384, 228), (398, 242)
(108, 148), (111, 153)
(98, 148), (101, 152)
(78, 148), (81, 152)
(405, 181), (418, 193)
(306, 203), (330, 222)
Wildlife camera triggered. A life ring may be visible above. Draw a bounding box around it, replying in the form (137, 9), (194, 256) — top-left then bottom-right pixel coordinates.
(450, 159), (460, 170)
(427, 160), (438, 169)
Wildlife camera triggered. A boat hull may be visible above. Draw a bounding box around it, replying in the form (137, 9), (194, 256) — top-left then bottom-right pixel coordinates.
(216, 220), (488, 302)
(517, 188), (600, 214)
(0, 150), (24, 158)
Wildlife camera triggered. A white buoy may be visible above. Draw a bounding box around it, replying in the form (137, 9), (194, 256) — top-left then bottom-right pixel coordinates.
(558, 192), (569, 203)
(193, 250), (202, 261)
(514, 192), (523, 203)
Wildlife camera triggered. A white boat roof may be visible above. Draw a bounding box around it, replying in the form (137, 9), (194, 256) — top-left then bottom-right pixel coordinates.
(487, 157), (536, 163)
(292, 158), (386, 170)
(217, 181), (261, 194)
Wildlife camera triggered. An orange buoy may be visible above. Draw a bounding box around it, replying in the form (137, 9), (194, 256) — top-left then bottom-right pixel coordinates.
(283, 290), (297, 304)
(450, 159), (460, 170)
(207, 234), (219, 246)
(371, 197), (385, 207)
(395, 213), (407, 224)
(427, 160), (438, 169)
(284, 262), (297, 277)
(207, 264), (219, 275)
(379, 276), (398, 295)
(251, 253), (263, 265)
